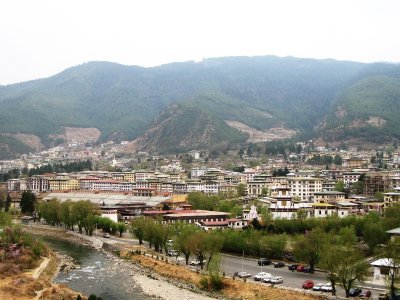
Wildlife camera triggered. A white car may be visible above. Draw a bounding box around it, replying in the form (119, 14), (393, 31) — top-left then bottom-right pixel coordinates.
(254, 272), (272, 281)
(262, 276), (273, 283)
(312, 282), (325, 291)
(237, 271), (252, 278)
(167, 250), (179, 256)
(189, 259), (202, 265)
(321, 283), (333, 292)
(270, 276), (283, 284)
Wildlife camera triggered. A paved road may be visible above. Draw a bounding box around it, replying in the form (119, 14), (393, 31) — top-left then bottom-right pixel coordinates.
(220, 255), (384, 299)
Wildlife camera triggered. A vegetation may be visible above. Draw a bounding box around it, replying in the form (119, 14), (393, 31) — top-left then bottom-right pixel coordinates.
(5, 56), (397, 157)
(0, 221), (47, 278)
(26, 160), (93, 176)
(20, 190), (36, 215)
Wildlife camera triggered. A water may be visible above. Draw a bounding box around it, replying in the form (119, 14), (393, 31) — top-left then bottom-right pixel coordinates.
(42, 236), (150, 300)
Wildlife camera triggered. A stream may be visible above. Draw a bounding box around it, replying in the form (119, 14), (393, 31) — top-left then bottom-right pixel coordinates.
(42, 236), (151, 300)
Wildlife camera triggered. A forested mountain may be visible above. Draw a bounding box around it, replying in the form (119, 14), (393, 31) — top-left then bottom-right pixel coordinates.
(320, 63), (400, 143)
(0, 56), (399, 158)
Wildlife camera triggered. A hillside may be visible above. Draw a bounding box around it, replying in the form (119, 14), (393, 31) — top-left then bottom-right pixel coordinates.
(1, 56), (400, 157)
(320, 64), (400, 143)
(130, 102), (248, 153)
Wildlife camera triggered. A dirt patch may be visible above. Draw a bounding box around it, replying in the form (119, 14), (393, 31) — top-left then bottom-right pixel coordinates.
(64, 127), (101, 143)
(225, 121), (297, 143)
(366, 116), (387, 127)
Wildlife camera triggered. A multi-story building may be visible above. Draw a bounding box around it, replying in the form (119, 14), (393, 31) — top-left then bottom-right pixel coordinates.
(343, 172), (364, 186)
(27, 175), (50, 192)
(313, 191), (346, 204)
(383, 192), (400, 208)
(287, 177), (322, 201)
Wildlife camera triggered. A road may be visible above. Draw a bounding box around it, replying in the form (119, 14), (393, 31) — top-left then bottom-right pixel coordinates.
(219, 255), (383, 299)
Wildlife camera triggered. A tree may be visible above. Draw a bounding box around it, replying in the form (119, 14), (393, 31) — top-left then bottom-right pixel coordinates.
(130, 217), (147, 245)
(190, 231), (208, 269)
(293, 228), (326, 270)
(381, 239), (400, 299)
(117, 222), (127, 237)
(0, 191), (5, 211)
(337, 247), (369, 297)
(333, 155), (343, 166)
(319, 227), (358, 296)
(204, 231), (224, 269)
(334, 181), (345, 192)
(175, 224), (198, 265)
(236, 183), (247, 197)
(5, 194), (12, 212)
(72, 200), (98, 235)
(20, 190), (36, 215)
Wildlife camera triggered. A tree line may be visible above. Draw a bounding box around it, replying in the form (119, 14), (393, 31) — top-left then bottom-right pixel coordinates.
(37, 199), (126, 237)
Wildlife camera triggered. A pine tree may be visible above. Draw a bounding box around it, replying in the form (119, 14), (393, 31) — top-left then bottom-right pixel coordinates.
(20, 191), (36, 215)
(5, 194), (11, 212)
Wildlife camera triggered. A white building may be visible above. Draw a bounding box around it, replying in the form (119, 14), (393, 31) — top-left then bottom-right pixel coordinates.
(287, 177), (322, 201)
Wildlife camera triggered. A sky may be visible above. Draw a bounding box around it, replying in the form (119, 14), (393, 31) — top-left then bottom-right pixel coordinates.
(1, 0), (399, 85)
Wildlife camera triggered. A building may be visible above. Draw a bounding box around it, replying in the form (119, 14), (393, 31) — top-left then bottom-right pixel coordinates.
(287, 177), (322, 201)
(313, 191), (346, 204)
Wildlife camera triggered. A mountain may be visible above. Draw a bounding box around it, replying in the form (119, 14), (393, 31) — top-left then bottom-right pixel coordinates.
(1, 56), (400, 158)
(130, 102), (248, 154)
(320, 63), (400, 143)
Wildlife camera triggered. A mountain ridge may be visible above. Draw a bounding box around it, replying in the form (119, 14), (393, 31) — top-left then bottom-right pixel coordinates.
(0, 56), (399, 158)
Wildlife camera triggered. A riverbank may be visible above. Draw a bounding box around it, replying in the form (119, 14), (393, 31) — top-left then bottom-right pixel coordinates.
(24, 224), (322, 300)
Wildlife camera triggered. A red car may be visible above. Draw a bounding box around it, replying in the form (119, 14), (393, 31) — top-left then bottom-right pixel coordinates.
(302, 280), (314, 289)
(297, 265), (305, 272)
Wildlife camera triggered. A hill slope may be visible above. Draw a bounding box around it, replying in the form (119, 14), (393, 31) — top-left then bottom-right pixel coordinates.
(3, 56), (400, 156)
(130, 102), (249, 153)
(320, 63), (400, 143)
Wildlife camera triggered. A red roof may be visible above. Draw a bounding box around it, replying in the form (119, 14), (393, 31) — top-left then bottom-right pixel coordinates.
(201, 220), (228, 226)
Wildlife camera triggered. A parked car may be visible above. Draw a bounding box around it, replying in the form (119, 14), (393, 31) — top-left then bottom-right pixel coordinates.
(349, 288), (362, 297)
(359, 290), (371, 298)
(273, 262), (285, 268)
(254, 272), (272, 281)
(288, 264), (299, 271)
(302, 280), (315, 289)
(321, 283), (333, 293)
(262, 276), (273, 283)
(258, 258), (271, 266)
(167, 250), (179, 257)
(312, 282), (325, 291)
(303, 266), (315, 273)
(102, 233), (110, 238)
(270, 276), (283, 284)
(237, 271), (252, 278)
(378, 292), (389, 300)
(297, 265), (305, 272)
(189, 259), (202, 265)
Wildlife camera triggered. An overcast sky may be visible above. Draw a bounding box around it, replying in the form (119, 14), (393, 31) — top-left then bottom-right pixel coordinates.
(1, 0), (399, 85)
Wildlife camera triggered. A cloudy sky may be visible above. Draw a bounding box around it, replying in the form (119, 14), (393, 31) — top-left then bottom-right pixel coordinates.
(1, 0), (399, 85)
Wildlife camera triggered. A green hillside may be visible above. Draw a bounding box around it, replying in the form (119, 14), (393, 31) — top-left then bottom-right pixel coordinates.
(3, 56), (400, 156)
(135, 102), (248, 153)
(322, 64), (400, 143)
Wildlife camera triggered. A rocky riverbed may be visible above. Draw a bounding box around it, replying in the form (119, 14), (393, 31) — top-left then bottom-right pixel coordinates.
(25, 225), (219, 300)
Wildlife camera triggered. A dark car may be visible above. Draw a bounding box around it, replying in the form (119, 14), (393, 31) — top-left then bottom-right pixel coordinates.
(258, 258), (272, 266)
(288, 264), (299, 271)
(274, 262), (285, 268)
(349, 288), (362, 297)
(359, 290), (371, 298)
(303, 266), (315, 273)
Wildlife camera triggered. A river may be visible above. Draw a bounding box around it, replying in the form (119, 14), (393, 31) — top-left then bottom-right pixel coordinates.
(42, 236), (150, 300)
